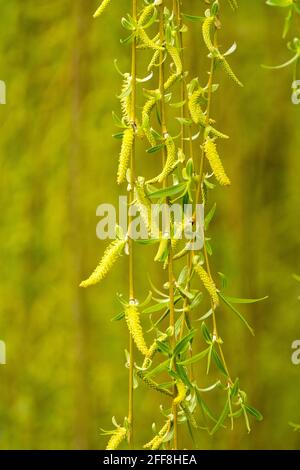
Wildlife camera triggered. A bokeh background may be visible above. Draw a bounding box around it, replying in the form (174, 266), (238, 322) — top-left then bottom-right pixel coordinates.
(0, 0), (299, 450)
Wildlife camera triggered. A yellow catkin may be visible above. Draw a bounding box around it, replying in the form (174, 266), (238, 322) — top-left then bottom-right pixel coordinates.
(148, 136), (176, 184)
(173, 381), (186, 406)
(93, 0), (111, 18)
(137, 370), (172, 397)
(219, 56), (243, 87)
(167, 45), (182, 75)
(137, 28), (163, 51)
(117, 127), (134, 184)
(120, 73), (132, 124)
(138, 3), (155, 26)
(202, 16), (215, 52)
(188, 90), (205, 125)
(142, 333), (167, 368)
(164, 45), (182, 91)
(134, 182), (152, 235)
(125, 305), (149, 356)
(144, 420), (171, 450)
(203, 139), (231, 186)
(148, 49), (160, 71)
(106, 427), (127, 450)
(194, 263), (219, 307)
(142, 96), (157, 147)
(80, 240), (125, 288)
(207, 126), (229, 140)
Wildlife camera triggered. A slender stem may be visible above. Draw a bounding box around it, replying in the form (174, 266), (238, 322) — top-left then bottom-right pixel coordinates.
(195, 23), (233, 384)
(128, 0), (138, 448)
(159, 1), (178, 450)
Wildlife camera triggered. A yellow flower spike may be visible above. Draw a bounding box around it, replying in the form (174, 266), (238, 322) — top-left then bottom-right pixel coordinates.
(204, 139), (231, 186)
(80, 239), (125, 288)
(173, 380), (186, 406)
(188, 89), (205, 125)
(117, 127), (134, 185)
(194, 263), (219, 308)
(93, 0), (111, 19)
(138, 3), (155, 26)
(120, 73), (132, 124)
(148, 49), (161, 71)
(219, 56), (244, 87)
(106, 427), (127, 450)
(144, 420), (171, 450)
(137, 370), (172, 397)
(148, 135), (176, 184)
(137, 28), (163, 51)
(202, 16), (215, 53)
(134, 182), (152, 235)
(164, 73), (179, 92)
(142, 96), (157, 147)
(167, 45), (182, 75)
(125, 304), (149, 356)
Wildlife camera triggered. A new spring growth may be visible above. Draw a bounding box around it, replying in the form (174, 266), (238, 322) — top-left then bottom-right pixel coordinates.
(144, 420), (172, 450)
(204, 139), (231, 186)
(136, 3), (163, 51)
(188, 89), (205, 125)
(202, 11), (243, 88)
(125, 303), (149, 356)
(117, 127), (135, 185)
(106, 427), (127, 450)
(194, 262), (219, 308)
(148, 135), (176, 183)
(80, 239), (125, 288)
(164, 45), (183, 91)
(93, 0), (111, 19)
(120, 73), (132, 124)
(202, 16), (216, 53)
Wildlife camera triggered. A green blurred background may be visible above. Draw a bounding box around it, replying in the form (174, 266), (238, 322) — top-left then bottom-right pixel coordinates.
(0, 0), (299, 450)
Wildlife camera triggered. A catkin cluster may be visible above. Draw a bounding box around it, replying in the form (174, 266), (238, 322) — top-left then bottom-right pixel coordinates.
(80, 240), (125, 288)
(194, 262), (219, 308)
(144, 420), (171, 450)
(117, 127), (135, 185)
(106, 427), (127, 450)
(125, 304), (149, 356)
(204, 139), (231, 186)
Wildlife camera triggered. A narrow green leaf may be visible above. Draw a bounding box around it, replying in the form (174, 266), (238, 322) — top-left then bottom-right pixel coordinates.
(218, 292), (255, 336)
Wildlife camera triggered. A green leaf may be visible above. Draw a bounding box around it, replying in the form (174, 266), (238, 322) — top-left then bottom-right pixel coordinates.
(212, 348), (228, 376)
(244, 405), (263, 422)
(222, 295), (268, 304)
(178, 347), (210, 366)
(218, 292), (255, 336)
(230, 378), (240, 398)
(201, 322), (212, 344)
(204, 203), (216, 230)
(111, 311), (125, 321)
(173, 329), (197, 356)
(210, 400), (230, 435)
(145, 359), (169, 379)
(146, 144), (164, 154)
(182, 13), (206, 22)
(149, 182), (187, 199)
(266, 0), (293, 6)
(143, 303), (167, 314)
